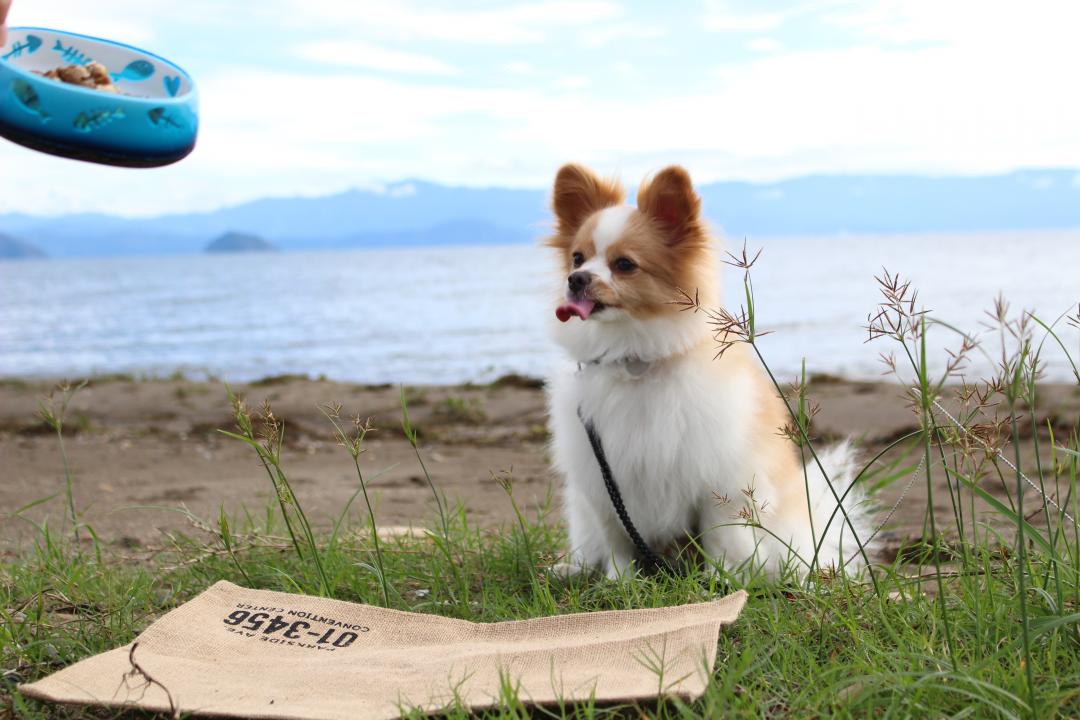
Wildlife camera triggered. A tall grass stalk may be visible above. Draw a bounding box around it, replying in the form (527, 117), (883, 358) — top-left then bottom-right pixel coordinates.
(219, 386), (331, 595)
(401, 387), (449, 538)
(916, 316), (958, 668)
(401, 387), (473, 616)
(36, 380), (87, 544)
(320, 403), (391, 607)
(493, 468), (547, 602)
(792, 359), (820, 574)
(1006, 351), (1038, 718)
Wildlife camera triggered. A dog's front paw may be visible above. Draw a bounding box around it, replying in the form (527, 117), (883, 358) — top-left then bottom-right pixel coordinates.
(548, 561), (592, 580)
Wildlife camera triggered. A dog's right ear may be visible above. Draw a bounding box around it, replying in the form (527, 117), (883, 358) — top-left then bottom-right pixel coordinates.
(550, 164), (624, 241)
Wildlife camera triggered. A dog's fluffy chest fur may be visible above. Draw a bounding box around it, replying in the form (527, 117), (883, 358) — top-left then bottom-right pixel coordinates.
(548, 343), (759, 554)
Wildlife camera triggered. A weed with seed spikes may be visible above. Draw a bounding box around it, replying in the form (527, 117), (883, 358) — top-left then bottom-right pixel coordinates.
(218, 386), (330, 595)
(319, 402), (391, 606)
(36, 381), (87, 544)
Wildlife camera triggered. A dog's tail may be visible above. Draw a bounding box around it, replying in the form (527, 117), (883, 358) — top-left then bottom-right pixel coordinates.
(790, 440), (876, 573)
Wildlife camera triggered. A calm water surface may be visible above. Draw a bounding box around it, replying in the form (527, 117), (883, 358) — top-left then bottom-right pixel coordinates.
(1, 231), (1077, 384)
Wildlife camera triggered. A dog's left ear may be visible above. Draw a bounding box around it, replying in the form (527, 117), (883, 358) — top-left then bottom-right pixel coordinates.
(637, 166), (702, 244)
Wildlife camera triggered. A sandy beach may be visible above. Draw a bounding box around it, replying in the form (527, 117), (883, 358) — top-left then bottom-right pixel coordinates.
(2, 373), (1077, 559)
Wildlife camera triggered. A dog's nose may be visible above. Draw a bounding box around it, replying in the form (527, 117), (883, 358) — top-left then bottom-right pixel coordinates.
(568, 271), (591, 294)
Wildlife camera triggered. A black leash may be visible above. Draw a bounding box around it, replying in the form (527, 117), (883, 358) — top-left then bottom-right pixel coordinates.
(579, 410), (670, 575)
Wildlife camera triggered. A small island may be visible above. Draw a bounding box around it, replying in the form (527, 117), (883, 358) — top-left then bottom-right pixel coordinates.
(204, 231), (277, 254)
(0, 233), (47, 260)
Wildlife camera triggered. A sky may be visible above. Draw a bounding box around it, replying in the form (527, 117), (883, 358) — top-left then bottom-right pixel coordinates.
(2, 0), (1079, 216)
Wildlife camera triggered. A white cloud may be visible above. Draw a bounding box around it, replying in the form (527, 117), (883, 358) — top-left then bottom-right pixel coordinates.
(555, 75), (590, 90)
(577, 22), (666, 48)
(823, 0), (1080, 49)
(702, 0), (809, 32)
(503, 61), (538, 75)
(745, 37), (784, 53)
(293, 40), (458, 75)
(7, 0), (159, 44)
(498, 35), (1080, 182)
(285, 0), (623, 44)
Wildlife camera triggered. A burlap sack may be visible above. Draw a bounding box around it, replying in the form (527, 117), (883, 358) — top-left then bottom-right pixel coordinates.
(21, 580), (746, 720)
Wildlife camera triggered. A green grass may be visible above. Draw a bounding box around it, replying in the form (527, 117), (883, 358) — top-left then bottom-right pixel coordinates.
(3, 267), (1079, 718)
(3, 490), (1079, 719)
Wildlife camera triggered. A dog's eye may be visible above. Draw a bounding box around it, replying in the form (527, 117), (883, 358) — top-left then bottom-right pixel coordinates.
(571, 252), (584, 268)
(613, 257), (636, 273)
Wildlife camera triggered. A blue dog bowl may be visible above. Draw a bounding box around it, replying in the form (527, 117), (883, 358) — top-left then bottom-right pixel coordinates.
(0, 27), (198, 167)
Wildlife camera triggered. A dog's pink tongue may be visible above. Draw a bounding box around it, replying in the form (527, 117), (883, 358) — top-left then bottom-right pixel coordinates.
(556, 297), (596, 322)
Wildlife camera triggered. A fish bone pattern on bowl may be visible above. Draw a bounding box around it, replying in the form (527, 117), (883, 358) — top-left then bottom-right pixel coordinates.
(0, 27), (198, 167)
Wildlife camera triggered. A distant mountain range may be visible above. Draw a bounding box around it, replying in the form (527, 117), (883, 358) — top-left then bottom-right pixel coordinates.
(2, 169), (1079, 258)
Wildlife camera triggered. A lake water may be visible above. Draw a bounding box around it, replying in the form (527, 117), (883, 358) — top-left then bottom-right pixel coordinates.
(1, 231), (1077, 384)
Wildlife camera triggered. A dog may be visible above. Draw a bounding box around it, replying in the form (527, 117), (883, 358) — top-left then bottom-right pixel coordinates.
(545, 163), (872, 579)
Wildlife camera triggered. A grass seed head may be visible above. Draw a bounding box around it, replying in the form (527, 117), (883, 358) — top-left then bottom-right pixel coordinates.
(866, 269), (928, 345)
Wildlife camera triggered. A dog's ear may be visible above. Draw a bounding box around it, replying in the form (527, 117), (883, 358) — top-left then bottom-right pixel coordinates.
(637, 166), (702, 244)
(551, 164), (624, 239)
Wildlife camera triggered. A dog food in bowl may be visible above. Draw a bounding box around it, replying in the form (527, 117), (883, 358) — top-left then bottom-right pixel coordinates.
(42, 61), (121, 93)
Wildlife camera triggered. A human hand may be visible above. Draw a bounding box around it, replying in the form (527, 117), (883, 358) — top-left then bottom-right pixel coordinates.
(0, 0), (11, 47)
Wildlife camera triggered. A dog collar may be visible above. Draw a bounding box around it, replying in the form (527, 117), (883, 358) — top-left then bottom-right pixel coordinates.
(577, 355), (653, 378)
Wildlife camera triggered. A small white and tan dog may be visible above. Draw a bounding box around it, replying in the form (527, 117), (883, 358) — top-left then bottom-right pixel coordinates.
(545, 163), (872, 579)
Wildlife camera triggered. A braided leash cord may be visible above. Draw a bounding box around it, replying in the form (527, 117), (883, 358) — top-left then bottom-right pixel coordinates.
(845, 452), (926, 566)
(579, 411), (670, 575)
(931, 398), (1078, 527)
(850, 397), (1078, 566)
